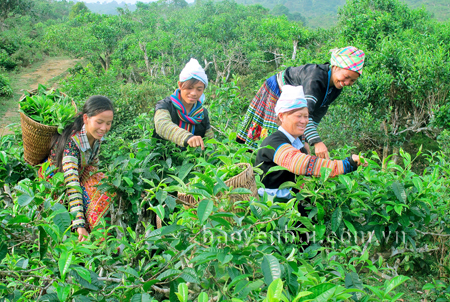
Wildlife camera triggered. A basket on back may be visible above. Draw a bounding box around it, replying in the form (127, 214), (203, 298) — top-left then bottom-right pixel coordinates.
(19, 88), (76, 166)
(178, 162), (259, 222)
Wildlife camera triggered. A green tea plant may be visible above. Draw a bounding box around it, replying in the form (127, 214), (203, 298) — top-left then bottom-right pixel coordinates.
(18, 84), (77, 134)
(0, 73), (13, 97)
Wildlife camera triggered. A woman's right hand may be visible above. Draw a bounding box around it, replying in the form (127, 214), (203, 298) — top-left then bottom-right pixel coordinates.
(187, 136), (205, 150)
(351, 154), (368, 167)
(77, 227), (89, 242)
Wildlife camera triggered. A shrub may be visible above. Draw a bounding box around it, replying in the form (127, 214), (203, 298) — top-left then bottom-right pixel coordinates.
(0, 73), (13, 97)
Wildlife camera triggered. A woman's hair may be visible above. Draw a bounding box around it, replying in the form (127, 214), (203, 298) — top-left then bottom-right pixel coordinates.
(180, 78), (203, 89)
(51, 95), (114, 172)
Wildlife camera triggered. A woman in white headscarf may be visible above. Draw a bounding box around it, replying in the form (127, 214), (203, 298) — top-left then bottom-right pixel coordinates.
(256, 85), (365, 201)
(153, 58), (213, 150)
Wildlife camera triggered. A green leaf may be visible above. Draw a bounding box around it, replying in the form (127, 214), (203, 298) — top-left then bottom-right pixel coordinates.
(197, 199), (214, 225)
(343, 219), (357, 235)
(7, 215), (30, 224)
(412, 177), (423, 193)
(0, 242), (7, 263)
(345, 272), (363, 290)
(123, 176), (133, 187)
(384, 275), (410, 295)
(298, 216), (314, 231)
(151, 205), (165, 221)
(392, 181), (407, 203)
(18, 193), (34, 207)
(166, 195), (176, 212)
(130, 293), (152, 302)
(38, 226), (48, 260)
(230, 188), (252, 194)
(266, 165), (289, 176)
(143, 280), (158, 292)
(58, 251), (73, 281)
(320, 167), (332, 182)
(338, 174), (353, 191)
(157, 269), (181, 280)
(261, 254), (281, 285)
(177, 163), (194, 181)
(316, 202), (325, 221)
(292, 291), (313, 302)
(266, 278), (283, 301)
(175, 283), (188, 302)
(16, 258), (29, 269)
(53, 212), (71, 235)
(197, 292), (208, 302)
(160, 224), (185, 236)
(331, 207), (342, 232)
(303, 283), (335, 300)
(72, 266), (91, 284)
(155, 190), (168, 204)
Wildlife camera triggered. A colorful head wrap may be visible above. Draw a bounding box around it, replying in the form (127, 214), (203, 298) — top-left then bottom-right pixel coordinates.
(179, 58), (208, 88)
(330, 46), (365, 75)
(275, 85), (307, 115)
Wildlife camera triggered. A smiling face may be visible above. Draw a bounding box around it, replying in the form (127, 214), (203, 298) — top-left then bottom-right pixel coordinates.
(330, 66), (360, 89)
(83, 110), (114, 143)
(279, 107), (309, 138)
(178, 80), (205, 111)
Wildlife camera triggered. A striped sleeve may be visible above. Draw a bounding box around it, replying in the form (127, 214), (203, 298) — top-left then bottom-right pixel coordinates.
(154, 109), (193, 147)
(273, 143), (356, 177)
(62, 143), (85, 229)
(304, 117), (321, 145)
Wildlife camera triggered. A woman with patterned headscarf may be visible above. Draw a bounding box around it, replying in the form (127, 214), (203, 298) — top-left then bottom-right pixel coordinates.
(238, 46), (365, 159)
(153, 58), (213, 150)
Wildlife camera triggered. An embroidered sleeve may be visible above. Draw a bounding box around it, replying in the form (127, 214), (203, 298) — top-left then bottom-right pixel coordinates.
(62, 140), (85, 229)
(273, 143), (356, 177)
(154, 109), (193, 147)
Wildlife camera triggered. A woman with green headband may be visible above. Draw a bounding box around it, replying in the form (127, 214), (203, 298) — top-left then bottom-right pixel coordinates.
(237, 46), (365, 159)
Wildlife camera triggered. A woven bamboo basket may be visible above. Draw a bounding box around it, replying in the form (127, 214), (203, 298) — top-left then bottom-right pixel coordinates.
(19, 88), (76, 166)
(156, 163), (258, 228)
(180, 163), (259, 223)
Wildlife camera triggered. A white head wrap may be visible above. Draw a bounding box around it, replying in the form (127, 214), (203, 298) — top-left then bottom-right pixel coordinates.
(275, 85), (308, 115)
(179, 58), (208, 88)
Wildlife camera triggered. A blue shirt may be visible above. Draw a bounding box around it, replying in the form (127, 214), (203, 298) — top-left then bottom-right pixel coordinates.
(257, 126), (304, 199)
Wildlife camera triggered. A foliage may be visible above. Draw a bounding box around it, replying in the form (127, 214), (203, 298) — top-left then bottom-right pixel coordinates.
(2, 0), (450, 300)
(0, 73), (13, 97)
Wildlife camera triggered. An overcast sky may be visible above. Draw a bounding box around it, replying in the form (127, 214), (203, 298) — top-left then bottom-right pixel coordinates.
(81, 0), (153, 3)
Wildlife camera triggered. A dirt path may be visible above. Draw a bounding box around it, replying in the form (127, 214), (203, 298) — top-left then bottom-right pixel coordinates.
(0, 57), (82, 135)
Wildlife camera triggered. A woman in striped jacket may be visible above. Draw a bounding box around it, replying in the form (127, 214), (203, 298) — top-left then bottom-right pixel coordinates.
(255, 85), (365, 202)
(238, 46), (365, 159)
(153, 58), (213, 150)
(40, 96), (115, 242)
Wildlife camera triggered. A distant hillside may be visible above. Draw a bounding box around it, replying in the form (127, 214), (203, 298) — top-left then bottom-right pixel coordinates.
(236, 0), (450, 28)
(80, 1), (137, 14)
(78, 0), (449, 26)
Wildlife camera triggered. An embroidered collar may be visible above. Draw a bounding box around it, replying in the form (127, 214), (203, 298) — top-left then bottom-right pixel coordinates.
(278, 126), (304, 150)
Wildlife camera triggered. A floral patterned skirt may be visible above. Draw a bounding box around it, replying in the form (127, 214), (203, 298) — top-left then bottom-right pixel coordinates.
(237, 75), (281, 148)
(39, 163), (112, 232)
(80, 169), (111, 232)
